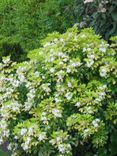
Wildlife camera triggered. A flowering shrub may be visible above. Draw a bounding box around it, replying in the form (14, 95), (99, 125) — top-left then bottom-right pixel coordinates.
(0, 27), (117, 156)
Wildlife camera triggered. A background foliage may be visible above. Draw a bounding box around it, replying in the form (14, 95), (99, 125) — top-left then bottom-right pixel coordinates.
(0, 0), (74, 51)
(78, 0), (117, 39)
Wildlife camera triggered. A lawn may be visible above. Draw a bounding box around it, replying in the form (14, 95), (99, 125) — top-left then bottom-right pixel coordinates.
(0, 148), (9, 156)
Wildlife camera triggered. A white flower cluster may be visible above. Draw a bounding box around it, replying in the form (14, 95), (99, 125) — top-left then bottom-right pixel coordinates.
(83, 128), (90, 139)
(24, 88), (36, 111)
(16, 64), (29, 83)
(0, 101), (22, 120)
(99, 66), (108, 77)
(58, 143), (71, 154)
(8, 142), (18, 152)
(14, 126), (47, 152)
(40, 112), (48, 124)
(44, 42), (54, 48)
(52, 108), (62, 118)
(38, 132), (46, 141)
(41, 83), (51, 94)
(65, 92), (73, 101)
(92, 118), (100, 128)
(2, 56), (11, 64)
(40, 106), (62, 124)
(95, 85), (107, 103)
(84, 0), (94, 4)
(21, 137), (31, 151)
(0, 120), (9, 145)
(50, 131), (71, 154)
(83, 47), (96, 68)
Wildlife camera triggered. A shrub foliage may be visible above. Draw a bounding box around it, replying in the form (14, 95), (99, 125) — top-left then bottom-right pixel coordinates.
(0, 27), (117, 156)
(0, 0), (74, 51)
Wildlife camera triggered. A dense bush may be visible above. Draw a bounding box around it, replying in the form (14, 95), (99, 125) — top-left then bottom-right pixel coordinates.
(0, 27), (117, 156)
(0, 37), (27, 62)
(0, 0), (75, 52)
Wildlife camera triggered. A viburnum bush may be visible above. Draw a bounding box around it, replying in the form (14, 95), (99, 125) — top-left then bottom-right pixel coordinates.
(0, 27), (117, 156)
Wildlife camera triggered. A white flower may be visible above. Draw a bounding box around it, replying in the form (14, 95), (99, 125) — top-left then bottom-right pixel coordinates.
(59, 61), (64, 65)
(50, 57), (54, 62)
(65, 92), (72, 100)
(92, 118), (100, 128)
(99, 91), (106, 97)
(63, 58), (68, 62)
(99, 85), (107, 90)
(58, 75), (63, 82)
(35, 71), (40, 77)
(14, 136), (18, 140)
(75, 102), (81, 107)
(68, 82), (72, 88)
(100, 8), (106, 13)
(52, 109), (62, 118)
(60, 38), (64, 42)
(12, 80), (20, 87)
(8, 143), (12, 150)
(42, 84), (51, 93)
(38, 132), (46, 141)
(22, 144), (29, 151)
(20, 128), (27, 136)
(87, 106), (93, 114)
(0, 138), (3, 145)
(83, 129), (90, 138)
(75, 62), (82, 67)
(87, 54), (95, 59)
(100, 68), (107, 77)
(66, 68), (71, 73)
(41, 112), (47, 116)
(56, 136), (61, 143)
(79, 21), (86, 28)
(49, 139), (55, 145)
(42, 75), (45, 79)
(81, 34), (86, 38)
(41, 116), (47, 121)
(83, 48), (87, 52)
(40, 114), (48, 124)
(71, 62), (76, 67)
(99, 47), (106, 53)
(84, 0), (94, 4)
(3, 130), (10, 137)
(87, 48), (91, 51)
(25, 137), (31, 144)
(58, 144), (65, 153)
(54, 38), (58, 42)
(50, 68), (55, 73)
(2, 56), (10, 64)
(98, 3), (106, 13)
(86, 60), (94, 68)
(28, 127), (33, 135)
(58, 52), (64, 57)
(73, 23), (79, 28)
(44, 42), (52, 48)
(55, 98), (61, 103)
(18, 74), (26, 82)
(95, 98), (102, 103)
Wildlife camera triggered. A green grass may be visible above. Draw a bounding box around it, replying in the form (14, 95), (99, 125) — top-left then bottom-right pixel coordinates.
(0, 148), (9, 156)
